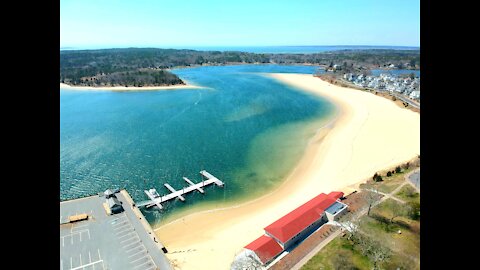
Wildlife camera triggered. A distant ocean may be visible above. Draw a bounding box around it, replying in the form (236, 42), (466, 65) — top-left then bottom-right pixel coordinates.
(60, 45), (419, 54)
(60, 64), (334, 225)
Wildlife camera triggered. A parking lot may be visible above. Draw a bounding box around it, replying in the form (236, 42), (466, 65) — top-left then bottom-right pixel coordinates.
(60, 191), (172, 270)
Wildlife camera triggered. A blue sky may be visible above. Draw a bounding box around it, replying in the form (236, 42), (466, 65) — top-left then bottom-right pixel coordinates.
(60, 0), (420, 48)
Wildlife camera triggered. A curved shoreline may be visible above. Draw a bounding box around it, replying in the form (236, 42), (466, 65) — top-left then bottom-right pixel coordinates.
(154, 73), (420, 270)
(152, 110), (338, 230)
(59, 82), (205, 91)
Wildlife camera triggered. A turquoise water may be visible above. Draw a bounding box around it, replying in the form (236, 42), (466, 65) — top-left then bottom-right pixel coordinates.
(60, 64), (335, 224)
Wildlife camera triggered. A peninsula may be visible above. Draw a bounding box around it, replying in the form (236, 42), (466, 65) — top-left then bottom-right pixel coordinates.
(60, 48), (419, 89)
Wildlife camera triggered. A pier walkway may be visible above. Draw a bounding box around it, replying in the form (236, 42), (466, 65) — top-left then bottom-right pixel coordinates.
(137, 170), (224, 209)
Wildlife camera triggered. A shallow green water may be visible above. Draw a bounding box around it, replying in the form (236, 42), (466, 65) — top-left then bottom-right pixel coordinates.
(60, 64), (335, 224)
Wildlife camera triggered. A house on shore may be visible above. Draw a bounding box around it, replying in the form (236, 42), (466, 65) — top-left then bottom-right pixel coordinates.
(409, 90), (420, 100)
(238, 191), (348, 267)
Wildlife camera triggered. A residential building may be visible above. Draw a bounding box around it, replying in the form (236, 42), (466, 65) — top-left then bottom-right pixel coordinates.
(410, 90), (420, 100)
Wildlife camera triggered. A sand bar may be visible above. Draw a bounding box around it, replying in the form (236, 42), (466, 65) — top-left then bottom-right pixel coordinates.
(60, 82), (204, 91)
(154, 73), (420, 270)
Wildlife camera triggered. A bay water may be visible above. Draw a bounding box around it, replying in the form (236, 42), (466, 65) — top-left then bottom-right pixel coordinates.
(60, 64), (335, 225)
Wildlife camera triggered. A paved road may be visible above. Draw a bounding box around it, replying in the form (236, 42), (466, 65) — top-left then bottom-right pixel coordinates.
(407, 169), (420, 191)
(338, 78), (420, 109)
(392, 92), (420, 109)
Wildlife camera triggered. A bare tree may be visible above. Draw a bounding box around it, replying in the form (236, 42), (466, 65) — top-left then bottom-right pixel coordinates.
(370, 242), (391, 270)
(363, 190), (381, 216)
(356, 233), (391, 270)
(356, 233), (374, 256)
(339, 211), (391, 269)
(230, 253), (264, 270)
(389, 201), (411, 223)
(338, 218), (362, 243)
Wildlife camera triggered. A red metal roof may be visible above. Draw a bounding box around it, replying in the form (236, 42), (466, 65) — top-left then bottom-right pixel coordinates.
(244, 235), (283, 264)
(264, 191), (343, 243)
(327, 191), (344, 200)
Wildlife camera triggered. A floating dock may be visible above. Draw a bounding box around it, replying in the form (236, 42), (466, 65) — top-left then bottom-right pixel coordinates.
(137, 170), (224, 209)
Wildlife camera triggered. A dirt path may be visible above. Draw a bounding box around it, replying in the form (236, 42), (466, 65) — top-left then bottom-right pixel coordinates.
(365, 183), (407, 204)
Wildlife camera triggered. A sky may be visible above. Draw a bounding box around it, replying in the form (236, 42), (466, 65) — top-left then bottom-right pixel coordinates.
(60, 0), (420, 49)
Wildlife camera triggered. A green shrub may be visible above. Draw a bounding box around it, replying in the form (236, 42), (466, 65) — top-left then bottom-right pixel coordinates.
(407, 202), (420, 220)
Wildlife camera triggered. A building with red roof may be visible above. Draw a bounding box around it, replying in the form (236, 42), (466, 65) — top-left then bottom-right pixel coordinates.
(244, 235), (283, 265)
(242, 191), (347, 266)
(327, 191), (344, 200)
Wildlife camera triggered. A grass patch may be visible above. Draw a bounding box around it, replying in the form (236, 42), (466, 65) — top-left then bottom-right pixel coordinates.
(373, 199), (402, 217)
(301, 237), (372, 270)
(362, 215), (420, 268)
(360, 167), (414, 194)
(395, 185), (420, 204)
(370, 199), (417, 229)
(302, 163), (420, 270)
(376, 179), (403, 194)
(361, 199), (420, 269)
(302, 199), (420, 270)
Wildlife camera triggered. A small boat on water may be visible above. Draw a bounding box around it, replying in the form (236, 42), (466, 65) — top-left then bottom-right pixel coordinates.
(148, 188), (160, 198)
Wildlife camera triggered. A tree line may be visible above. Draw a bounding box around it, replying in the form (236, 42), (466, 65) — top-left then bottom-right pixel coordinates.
(60, 48), (420, 87)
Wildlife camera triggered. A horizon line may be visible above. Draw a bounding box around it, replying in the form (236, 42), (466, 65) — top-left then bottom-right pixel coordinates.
(60, 44), (420, 51)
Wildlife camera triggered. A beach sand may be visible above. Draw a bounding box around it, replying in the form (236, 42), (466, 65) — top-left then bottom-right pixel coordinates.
(154, 74), (420, 270)
(59, 82), (204, 91)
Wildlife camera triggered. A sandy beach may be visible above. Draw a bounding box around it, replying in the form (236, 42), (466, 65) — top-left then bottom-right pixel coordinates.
(154, 74), (420, 270)
(59, 82), (204, 91)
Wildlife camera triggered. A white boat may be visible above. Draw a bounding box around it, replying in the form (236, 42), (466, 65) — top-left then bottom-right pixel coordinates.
(148, 188), (160, 198)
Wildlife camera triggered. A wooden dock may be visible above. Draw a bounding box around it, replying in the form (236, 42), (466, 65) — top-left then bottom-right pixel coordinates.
(137, 170), (224, 209)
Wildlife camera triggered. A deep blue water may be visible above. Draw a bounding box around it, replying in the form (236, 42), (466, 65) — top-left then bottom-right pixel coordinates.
(170, 45), (419, 54)
(60, 64), (335, 224)
(60, 45), (419, 54)
(371, 69), (420, 77)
